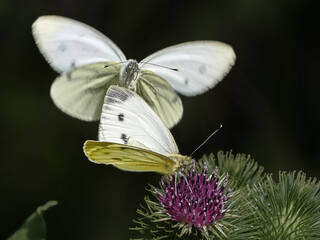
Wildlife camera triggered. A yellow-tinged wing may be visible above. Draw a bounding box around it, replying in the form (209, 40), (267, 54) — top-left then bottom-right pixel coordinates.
(51, 62), (120, 121)
(136, 69), (183, 129)
(84, 140), (180, 174)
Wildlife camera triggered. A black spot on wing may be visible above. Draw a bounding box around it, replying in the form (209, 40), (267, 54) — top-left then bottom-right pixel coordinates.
(118, 113), (124, 121)
(120, 133), (128, 144)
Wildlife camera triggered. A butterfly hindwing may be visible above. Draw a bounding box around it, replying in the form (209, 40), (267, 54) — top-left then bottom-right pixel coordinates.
(51, 62), (120, 121)
(84, 141), (178, 174)
(136, 69), (183, 129)
(99, 85), (179, 155)
(140, 41), (235, 96)
(32, 15), (126, 73)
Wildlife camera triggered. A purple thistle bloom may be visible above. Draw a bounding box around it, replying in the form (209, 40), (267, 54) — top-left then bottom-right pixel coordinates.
(157, 164), (230, 230)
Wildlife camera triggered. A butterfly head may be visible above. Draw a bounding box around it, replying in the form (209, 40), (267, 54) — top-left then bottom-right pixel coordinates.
(168, 154), (194, 174)
(119, 59), (140, 88)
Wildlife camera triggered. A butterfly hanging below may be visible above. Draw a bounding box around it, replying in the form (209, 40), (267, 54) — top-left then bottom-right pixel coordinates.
(84, 85), (193, 174)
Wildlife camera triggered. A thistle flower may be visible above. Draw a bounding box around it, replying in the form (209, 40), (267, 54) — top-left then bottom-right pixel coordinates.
(157, 164), (229, 231)
(131, 152), (258, 240)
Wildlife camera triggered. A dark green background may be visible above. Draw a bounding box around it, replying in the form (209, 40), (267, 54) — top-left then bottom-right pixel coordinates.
(1, 0), (319, 239)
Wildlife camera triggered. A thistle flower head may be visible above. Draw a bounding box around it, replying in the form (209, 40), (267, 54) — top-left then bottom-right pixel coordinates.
(157, 164), (230, 231)
(131, 152), (259, 239)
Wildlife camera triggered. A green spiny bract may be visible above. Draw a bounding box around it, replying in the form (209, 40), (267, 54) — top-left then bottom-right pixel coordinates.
(249, 171), (320, 239)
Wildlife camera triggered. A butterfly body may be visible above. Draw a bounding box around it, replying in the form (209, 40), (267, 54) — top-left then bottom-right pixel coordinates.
(167, 153), (193, 171)
(118, 59), (139, 89)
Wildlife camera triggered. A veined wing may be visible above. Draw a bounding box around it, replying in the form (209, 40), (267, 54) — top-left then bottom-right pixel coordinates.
(84, 141), (179, 174)
(32, 15), (126, 73)
(99, 85), (179, 155)
(51, 62), (120, 121)
(140, 41), (235, 96)
(136, 69), (183, 129)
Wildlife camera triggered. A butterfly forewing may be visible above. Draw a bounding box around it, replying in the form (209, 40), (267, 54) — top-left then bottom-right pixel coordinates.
(99, 86), (179, 156)
(32, 15), (126, 73)
(140, 41), (235, 96)
(136, 69), (183, 129)
(51, 62), (120, 121)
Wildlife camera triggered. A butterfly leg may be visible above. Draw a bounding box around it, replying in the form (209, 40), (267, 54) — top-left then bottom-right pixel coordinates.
(174, 171), (178, 196)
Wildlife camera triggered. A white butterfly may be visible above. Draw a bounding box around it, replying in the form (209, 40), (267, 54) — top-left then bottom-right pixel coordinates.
(32, 15), (236, 128)
(84, 85), (192, 174)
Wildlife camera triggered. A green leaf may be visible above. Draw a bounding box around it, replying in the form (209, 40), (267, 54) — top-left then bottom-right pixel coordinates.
(7, 201), (58, 240)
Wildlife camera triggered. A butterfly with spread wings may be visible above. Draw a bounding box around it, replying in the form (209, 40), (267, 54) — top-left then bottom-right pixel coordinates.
(84, 85), (193, 174)
(32, 15), (236, 128)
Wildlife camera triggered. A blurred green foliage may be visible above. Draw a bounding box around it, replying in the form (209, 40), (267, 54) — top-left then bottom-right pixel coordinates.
(8, 201), (57, 240)
(0, 0), (319, 239)
(7, 201), (57, 240)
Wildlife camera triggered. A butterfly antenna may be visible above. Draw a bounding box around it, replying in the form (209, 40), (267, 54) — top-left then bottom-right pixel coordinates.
(178, 171), (193, 193)
(104, 62), (126, 68)
(189, 125), (223, 157)
(140, 61), (179, 71)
